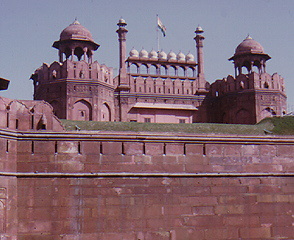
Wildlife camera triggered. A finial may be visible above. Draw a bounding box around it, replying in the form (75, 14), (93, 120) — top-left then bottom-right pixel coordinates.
(246, 34), (253, 40)
(72, 17), (80, 25)
(195, 25), (204, 34)
(117, 17), (127, 27)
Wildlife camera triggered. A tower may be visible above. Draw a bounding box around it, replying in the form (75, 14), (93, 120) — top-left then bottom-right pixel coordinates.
(31, 20), (114, 121)
(115, 18), (131, 121)
(210, 36), (287, 124)
(229, 35), (270, 76)
(194, 26), (207, 92)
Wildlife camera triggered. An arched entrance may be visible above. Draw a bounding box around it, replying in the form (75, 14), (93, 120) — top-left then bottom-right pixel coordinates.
(101, 103), (111, 121)
(72, 99), (92, 121)
(260, 107), (276, 120)
(235, 108), (251, 124)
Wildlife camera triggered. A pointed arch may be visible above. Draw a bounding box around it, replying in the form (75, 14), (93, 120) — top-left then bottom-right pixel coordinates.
(260, 107), (276, 120)
(72, 99), (92, 121)
(50, 100), (62, 118)
(235, 108), (251, 124)
(101, 102), (111, 121)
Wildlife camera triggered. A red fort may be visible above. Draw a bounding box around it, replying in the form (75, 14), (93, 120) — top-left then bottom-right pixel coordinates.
(0, 19), (292, 240)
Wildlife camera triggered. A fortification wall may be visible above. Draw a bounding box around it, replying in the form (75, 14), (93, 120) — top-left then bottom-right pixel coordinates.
(0, 130), (293, 239)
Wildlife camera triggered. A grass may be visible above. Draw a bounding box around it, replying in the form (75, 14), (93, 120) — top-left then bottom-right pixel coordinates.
(259, 116), (294, 135)
(59, 117), (294, 135)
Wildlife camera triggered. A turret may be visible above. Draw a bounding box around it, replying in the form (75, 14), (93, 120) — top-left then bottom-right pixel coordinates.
(229, 35), (271, 77)
(52, 20), (100, 63)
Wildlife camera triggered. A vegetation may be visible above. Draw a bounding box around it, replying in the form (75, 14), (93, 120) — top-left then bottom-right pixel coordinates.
(259, 116), (294, 135)
(60, 117), (294, 136)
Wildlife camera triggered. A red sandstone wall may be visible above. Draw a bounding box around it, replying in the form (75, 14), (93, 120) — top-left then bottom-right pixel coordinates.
(1, 130), (294, 239)
(0, 135), (18, 239)
(16, 138), (294, 174)
(17, 177), (293, 240)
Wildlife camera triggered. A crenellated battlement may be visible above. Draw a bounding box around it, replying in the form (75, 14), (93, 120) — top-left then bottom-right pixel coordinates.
(210, 72), (286, 98)
(32, 59), (113, 86)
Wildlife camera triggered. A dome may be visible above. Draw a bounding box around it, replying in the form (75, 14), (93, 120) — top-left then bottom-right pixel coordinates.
(60, 20), (94, 42)
(167, 51), (176, 60)
(118, 18), (126, 25)
(117, 18), (127, 27)
(149, 50), (158, 59)
(129, 48), (139, 57)
(177, 52), (185, 61)
(195, 25), (204, 34)
(186, 53), (194, 62)
(158, 50), (167, 60)
(139, 49), (148, 58)
(235, 36), (264, 55)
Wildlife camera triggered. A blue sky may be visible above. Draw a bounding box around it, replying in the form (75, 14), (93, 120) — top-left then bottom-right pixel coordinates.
(0, 0), (293, 108)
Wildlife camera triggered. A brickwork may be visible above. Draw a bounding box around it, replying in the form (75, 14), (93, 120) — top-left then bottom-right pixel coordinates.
(0, 128), (293, 239)
(13, 138), (294, 174)
(16, 176), (293, 240)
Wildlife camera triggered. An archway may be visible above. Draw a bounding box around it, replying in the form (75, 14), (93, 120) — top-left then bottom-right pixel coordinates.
(72, 99), (92, 121)
(235, 108), (251, 124)
(101, 103), (111, 121)
(260, 107), (276, 120)
(50, 100), (62, 118)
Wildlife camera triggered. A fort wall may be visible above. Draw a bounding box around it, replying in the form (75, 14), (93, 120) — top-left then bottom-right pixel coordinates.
(0, 129), (293, 239)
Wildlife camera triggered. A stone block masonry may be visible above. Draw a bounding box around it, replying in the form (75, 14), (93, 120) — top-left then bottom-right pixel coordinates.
(0, 129), (293, 239)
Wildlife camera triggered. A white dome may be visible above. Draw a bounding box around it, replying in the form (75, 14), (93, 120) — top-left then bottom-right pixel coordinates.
(129, 48), (139, 57)
(186, 53), (194, 61)
(177, 52), (185, 61)
(118, 18), (126, 24)
(139, 49), (148, 58)
(167, 51), (176, 60)
(149, 50), (158, 59)
(158, 50), (167, 59)
(195, 25), (204, 34)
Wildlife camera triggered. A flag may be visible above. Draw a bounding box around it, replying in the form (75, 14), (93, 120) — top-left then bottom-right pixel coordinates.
(157, 16), (166, 37)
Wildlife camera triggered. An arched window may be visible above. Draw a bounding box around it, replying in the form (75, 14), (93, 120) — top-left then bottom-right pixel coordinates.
(129, 63), (138, 74)
(187, 67), (194, 77)
(264, 82), (269, 89)
(64, 47), (71, 59)
(149, 65), (157, 75)
(178, 67), (185, 77)
(160, 65), (167, 75)
(140, 64), (148, 75)
(240, 81), (245, 89)
(171, 66), (177, 76)
(101, 103), (111, 121)
(72, 99), (92, 121)
(74, 47), (84, 61)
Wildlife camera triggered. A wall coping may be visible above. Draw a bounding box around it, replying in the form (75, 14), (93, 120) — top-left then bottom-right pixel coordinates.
(1, 128), (294, 144)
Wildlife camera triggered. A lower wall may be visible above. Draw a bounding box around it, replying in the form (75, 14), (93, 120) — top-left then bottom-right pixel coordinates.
(0, 130), (293, 239)
(17, 176), (293, 240)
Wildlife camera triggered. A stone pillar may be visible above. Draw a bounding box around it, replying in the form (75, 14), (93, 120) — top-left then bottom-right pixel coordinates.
(59, 50), (63, 62)
(116, 18), (129, 86)
(71, 49), (74, 61)
(116, 18), (130, 121)
(194, 26), (206, 91)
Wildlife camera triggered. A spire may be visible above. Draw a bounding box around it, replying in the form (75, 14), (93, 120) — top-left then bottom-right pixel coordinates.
(116, 18), (129, 87)
(194, 25), (206, 91)
(72, 17), (80, 25)
(245, 34), (253, 40)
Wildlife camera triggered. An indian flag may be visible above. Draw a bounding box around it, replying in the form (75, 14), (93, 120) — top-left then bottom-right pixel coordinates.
(157, 16), (166, 37)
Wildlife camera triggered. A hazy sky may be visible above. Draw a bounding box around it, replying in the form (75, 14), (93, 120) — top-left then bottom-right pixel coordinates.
(0, 0), (293, 107)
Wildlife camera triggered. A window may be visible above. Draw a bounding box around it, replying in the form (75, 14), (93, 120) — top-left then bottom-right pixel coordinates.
(144, 118), (151, 123)
(179, 119), (186, 123)
(130, 120), (137, 122)
(80, 110), (85, 117)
